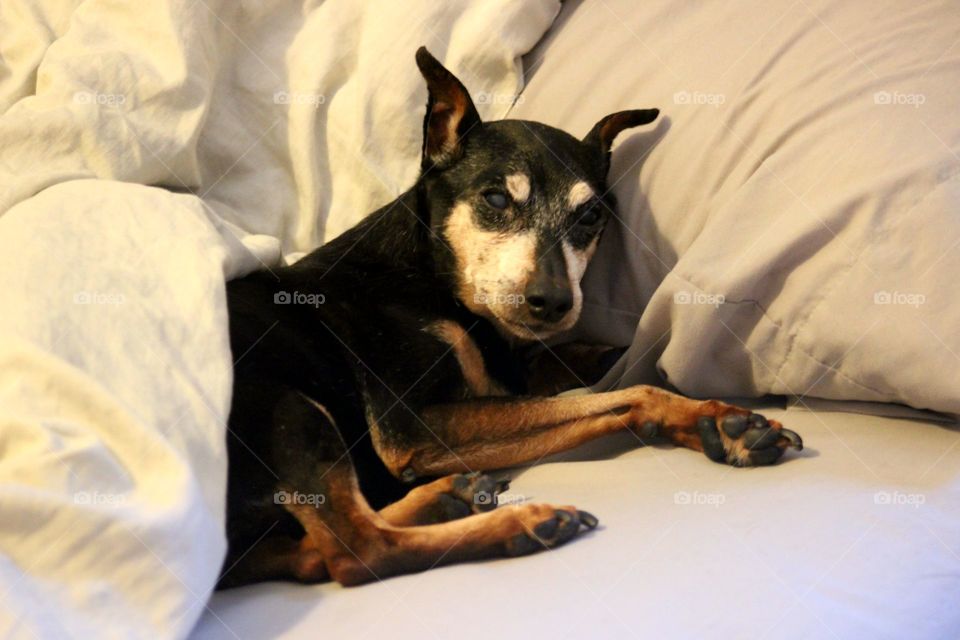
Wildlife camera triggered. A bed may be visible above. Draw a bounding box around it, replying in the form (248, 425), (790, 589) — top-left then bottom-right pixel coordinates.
(196, 399), (960, 639)
(0, 0), (957, 638)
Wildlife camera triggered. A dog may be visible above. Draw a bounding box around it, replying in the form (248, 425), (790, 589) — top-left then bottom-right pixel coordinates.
(218, 47), (803, 588)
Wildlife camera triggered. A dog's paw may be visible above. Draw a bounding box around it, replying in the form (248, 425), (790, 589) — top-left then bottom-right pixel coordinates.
(448, 472), (510, 515)
(695, 412), (803, 467)
(504, 505), (599, 556)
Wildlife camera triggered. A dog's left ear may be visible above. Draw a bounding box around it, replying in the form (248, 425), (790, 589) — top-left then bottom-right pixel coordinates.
(583, 109), (659, 167)
(415, 46), (482, 170)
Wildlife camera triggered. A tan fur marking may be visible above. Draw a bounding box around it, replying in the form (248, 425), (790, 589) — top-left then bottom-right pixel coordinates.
(378, 476), (459, 526)
(300, 393), (336, 425)
(505, 173), (530, 203)
(567, 181), (594, 210)
(364, 402), (414, 476)
(427, 95), (467, 161)
(444, 202), (538, 339)
(411, 386), (789, 475)
(427, 320), (508, 397)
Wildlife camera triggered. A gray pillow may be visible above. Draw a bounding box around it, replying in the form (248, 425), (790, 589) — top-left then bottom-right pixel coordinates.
(510, 0), (960, 413)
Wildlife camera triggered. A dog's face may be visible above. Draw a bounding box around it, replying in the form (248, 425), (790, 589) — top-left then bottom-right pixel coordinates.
(415, 47), (658, 341)
(429, 121), (612, 340)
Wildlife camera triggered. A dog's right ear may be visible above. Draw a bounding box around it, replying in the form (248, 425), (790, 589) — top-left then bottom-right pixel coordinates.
(415, 46), (482, 171)
(582, 109), (659, 169)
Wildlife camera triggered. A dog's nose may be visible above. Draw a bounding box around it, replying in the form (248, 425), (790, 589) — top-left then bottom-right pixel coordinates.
(524, 242), (574, 324)
(524, 282), (573, 323)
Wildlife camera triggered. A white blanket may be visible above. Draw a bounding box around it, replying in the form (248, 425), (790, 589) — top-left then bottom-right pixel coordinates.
(0, 1), (559, 637)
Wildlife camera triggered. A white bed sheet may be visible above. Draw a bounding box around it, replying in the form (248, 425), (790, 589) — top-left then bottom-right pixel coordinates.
(194, 400), (960, 639)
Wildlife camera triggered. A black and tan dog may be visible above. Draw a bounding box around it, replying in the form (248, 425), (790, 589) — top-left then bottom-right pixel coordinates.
(219, 47), (803, 588)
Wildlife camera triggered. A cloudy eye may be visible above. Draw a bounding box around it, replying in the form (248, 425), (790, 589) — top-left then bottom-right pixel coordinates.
(577, 206), (602, 226)
(483, 191), (509, 210)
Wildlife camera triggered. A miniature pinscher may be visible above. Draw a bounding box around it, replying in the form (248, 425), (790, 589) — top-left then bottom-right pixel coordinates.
(218, 47), (802, 588)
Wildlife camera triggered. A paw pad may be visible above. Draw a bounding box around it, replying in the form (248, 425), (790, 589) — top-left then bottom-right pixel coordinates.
(701, 412), (803, 467)
(696, 416), (726, 462)
(721, 414), (748, 438)
(506, 510), (599, 557)
(450, 472), (509, 513)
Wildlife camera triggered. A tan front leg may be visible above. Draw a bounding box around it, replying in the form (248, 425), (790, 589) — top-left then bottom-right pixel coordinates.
(388, 386), (802, 478)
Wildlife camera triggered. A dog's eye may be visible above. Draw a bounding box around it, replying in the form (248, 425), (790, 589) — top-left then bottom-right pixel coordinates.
(483, 191), (509, 210)
(577, 207), (602, 226)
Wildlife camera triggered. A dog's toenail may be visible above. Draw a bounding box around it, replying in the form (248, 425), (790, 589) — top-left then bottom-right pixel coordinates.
(401, 468), (416, 483)
(578, 511), (599, 529)
(555, 510), (573, 525)
(721, 414), (748, 438)
(781, 428), (803, 451)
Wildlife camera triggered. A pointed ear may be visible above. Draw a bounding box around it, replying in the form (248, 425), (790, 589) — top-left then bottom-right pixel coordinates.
(583, 109), (659, 161)
(415, 46), (482, 170)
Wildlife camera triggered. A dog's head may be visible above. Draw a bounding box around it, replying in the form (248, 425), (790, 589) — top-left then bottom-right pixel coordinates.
(415, 47), (658, 341)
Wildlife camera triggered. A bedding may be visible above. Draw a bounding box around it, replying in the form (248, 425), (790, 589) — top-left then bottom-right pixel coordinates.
(2, 0), (958, 637)
(192, 3), (960, 638)
(511, 0), (960, 415)
(0, 181), (261, 639)
(195, 399), (960, 640)
(0, 1), (559, 638)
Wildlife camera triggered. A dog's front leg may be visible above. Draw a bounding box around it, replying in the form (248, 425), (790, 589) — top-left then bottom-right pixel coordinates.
(381, 386), (802, 480)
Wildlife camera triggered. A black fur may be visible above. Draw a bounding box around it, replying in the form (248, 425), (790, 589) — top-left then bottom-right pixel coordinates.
(221, 48), (658, 576)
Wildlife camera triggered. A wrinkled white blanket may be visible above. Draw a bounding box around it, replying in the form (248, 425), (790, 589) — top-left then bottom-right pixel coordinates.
(0, 1), (558, 637)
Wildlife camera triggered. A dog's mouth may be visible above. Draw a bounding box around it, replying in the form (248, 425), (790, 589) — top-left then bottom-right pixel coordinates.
(493, 310), (579, 341)
(503, 317), (547, 333)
